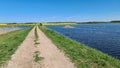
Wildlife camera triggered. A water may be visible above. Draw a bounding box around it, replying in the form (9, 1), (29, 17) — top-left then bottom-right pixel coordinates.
(47, 24), (120, 59)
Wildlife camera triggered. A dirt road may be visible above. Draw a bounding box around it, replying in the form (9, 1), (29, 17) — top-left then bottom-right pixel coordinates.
(6, 28), (35, 68)
(6, 27), (75, 68)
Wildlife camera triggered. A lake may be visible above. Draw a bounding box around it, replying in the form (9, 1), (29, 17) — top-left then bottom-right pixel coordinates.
(47, 24), (120, 59)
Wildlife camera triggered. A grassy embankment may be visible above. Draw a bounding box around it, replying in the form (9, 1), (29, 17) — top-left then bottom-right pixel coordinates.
(39, 26), (120, 68)
(0, 27), (32, 66)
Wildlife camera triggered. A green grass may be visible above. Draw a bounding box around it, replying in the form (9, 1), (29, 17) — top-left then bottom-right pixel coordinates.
(33, 51), (43, 62)
(33, 26), (43, 62)
(34, 26), (39, 41)
(0, 27), (32, 66)
(39, 26), (120, 68)
(34, 26), (40, 45)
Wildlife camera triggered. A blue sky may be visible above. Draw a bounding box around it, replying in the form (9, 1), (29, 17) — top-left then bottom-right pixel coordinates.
(0, 0), (120, 23)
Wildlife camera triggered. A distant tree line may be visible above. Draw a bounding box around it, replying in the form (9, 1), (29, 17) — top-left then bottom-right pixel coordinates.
(110, 20), (120, 23)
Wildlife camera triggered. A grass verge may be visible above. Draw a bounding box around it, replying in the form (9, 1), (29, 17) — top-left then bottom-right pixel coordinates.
(0, 27), (32, 66)
(39, 26), (120, 68)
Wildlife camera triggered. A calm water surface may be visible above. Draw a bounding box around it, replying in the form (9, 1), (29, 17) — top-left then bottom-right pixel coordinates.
(47, 24), (120, 59)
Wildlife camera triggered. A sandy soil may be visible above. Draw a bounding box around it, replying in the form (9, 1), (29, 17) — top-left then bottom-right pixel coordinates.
(0, 30), (12, 34)
(6, 27), (75, 68)
(0, 28), (20, 34)
(37, 27), (75, 68)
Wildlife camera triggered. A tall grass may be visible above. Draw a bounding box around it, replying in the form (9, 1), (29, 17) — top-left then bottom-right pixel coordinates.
(39, 26), (120, 68)
(0, 27), (32, 66)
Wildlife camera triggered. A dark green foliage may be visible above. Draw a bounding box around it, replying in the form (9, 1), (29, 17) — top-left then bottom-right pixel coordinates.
(111, 20), (120, 23)
(40, 23), (43, 26)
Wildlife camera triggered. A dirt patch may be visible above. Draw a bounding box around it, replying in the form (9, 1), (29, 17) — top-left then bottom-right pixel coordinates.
(0, 28), (20, 35)
(0, 30), (12, 34)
